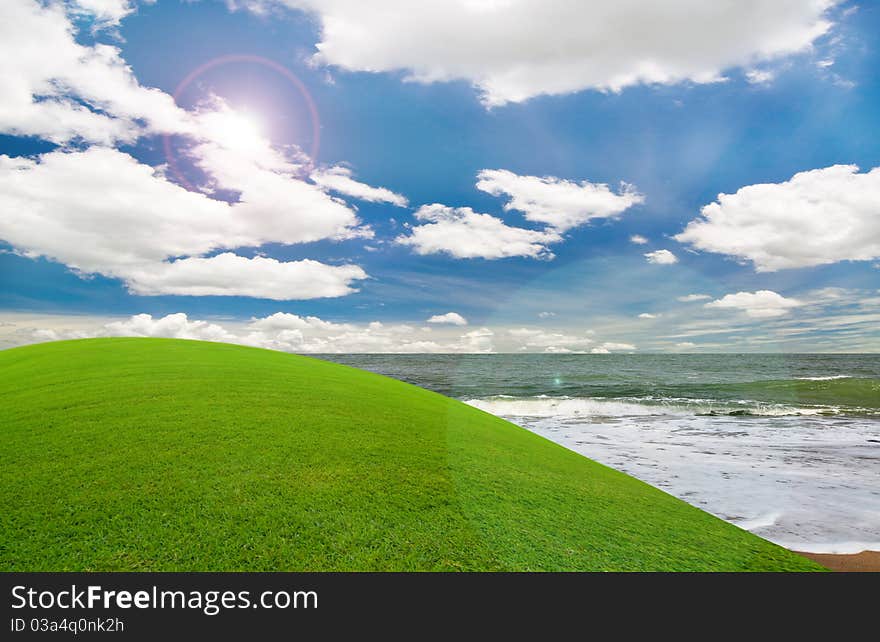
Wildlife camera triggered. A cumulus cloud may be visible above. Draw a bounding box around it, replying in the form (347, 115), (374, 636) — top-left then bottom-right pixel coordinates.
(630, 235), (649, 245)
(0, 148), (231, 274)
(0, 0), (191, 144)
(32, 312), (452, 353)
(705, 290), (803, 318)
(458, 327), (494, 353)
(243, 315), (453, 353)
(15, 311), (654, 354)
(597, 341), (637, 351)
(396, 204), (561, 260)
(247, 0), (840, 105)
(124, 254), (368, 300)
(71, 0), (136, 26)
(427, 312), (468, 326)
(398, 169), (642, 260)
(678, 293), (712, 302)
(644, 249), (678, 265)
(589, 342), (636, 354)
(187, 104), (370, 246)
(638, 313), (658, 319)
(675, 165), (880, 271)
(247, 312), (342, 333)
(248, 314), (496, 353)
(0, 3), (383, 300)
(538, 311), (556, 319)
(508, 328), (593, 352)
(310, 166), (408, 206)
(0, 147), (367, 299)
(474, 169), (643, 232)
(745, 69), (775, 85)
(103, 313), (238, 342)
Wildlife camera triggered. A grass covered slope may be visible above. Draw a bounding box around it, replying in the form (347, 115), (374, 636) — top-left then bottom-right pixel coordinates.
(0, 338), (821, 571)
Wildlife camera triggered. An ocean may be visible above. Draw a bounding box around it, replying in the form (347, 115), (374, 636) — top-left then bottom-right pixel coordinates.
(320, 353), (880, 553)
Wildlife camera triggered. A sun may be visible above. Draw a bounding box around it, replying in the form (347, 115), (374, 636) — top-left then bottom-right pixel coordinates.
(200, 107), (267, 155)
(219, 111), (263, 150)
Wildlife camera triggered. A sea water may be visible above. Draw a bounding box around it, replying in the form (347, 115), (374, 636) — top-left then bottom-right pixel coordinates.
(321, 353), (880, 553)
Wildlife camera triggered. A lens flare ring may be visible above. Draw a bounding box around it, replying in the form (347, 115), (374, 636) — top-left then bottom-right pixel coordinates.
(162, 54), (321, 191)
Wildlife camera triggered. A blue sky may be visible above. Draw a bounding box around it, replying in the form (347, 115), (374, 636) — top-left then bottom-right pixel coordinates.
(0, 0), (878, 352)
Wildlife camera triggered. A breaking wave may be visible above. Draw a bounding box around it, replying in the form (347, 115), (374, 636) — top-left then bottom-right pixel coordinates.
(465, 394), (835, 419)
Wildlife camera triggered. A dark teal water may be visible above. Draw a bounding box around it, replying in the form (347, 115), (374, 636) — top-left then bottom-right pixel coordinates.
(321, 353), (880, 415)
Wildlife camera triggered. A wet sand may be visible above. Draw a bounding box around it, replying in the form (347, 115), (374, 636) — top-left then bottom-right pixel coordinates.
(795, 550), (880, 572)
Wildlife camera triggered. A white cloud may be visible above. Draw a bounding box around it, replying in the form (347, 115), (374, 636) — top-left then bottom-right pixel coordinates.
(745, 69), (775, 84)
(248, 312), (347, 333)
(124, 254), (368, 300)
(644, 249), (678, 265)
(0, 2), (397, 303)
(247, 315), (495, 353)
(458, 327), (494, 353)
(71, 0), (136, 26)
(427, 312), (468, 326)
(311, 166), (408, 207)
(0, 148), (231, 274)
(677, 293), (712, 302)
(638, 313), (658, 319)
(629, 234), (649, 245)
(398, 169), (641, 259)
(676, 165), (880, 271)
(597, 341), (637, 352)
(10, 311), (657, 354)
(590, 341), (636, 354)
(30, 312), (455, 353)
(396, 204), (561, 260)
(103, 313), (238, 342)
(542, 346), (572, 354)
(538, 311), (556, 318)
(0, 0), (191, 144)
(0, 4), (380, 301)
(188, 106), (370, 247)
(251, 0), (839, 105)
(474, 169), (643, 232)
(675, 342), (696, 349)
(508, 328), (593, 352)
(0, 147), (367, 299)
(705, 290), (803, 318)
(244, 316), (452, 353)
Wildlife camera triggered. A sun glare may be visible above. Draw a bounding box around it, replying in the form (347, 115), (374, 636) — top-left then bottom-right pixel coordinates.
(207, 109), (267, 154)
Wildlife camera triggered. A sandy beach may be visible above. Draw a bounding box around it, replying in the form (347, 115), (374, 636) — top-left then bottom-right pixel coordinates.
(795, 550), (880, 572)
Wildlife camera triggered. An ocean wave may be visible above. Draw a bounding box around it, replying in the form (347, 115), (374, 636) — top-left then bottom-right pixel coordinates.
(465, 378), (880, 418)
(699, 377), (879, 412)
(794, 375), (854, 381)
(465, 395), (831, 419)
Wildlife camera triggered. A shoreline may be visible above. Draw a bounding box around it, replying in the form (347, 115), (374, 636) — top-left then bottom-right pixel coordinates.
(793, 550), (880, 572)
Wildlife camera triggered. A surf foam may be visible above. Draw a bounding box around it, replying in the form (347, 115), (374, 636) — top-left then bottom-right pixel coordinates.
(470, 399), (880, 554)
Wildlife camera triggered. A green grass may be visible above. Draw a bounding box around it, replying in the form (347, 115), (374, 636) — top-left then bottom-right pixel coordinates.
(0, 338), (821, 571)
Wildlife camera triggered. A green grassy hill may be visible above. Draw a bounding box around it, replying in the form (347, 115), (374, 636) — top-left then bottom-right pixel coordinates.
(0, 338), (820, 571)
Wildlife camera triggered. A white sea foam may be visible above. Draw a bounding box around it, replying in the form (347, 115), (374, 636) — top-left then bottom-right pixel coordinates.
(468, 396), (691, 417)
(772, 541), (880, 555)
(466, 395), (830, 419)
(733, 512), (782, 531)
(795, 375), (853, 381)
(469, 397), (880, 554)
